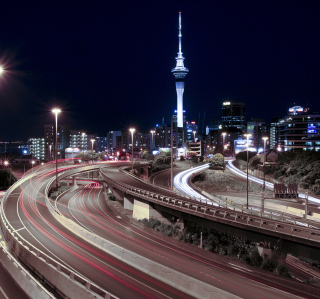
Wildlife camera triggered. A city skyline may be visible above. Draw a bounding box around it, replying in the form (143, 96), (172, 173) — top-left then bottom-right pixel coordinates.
(1, 1), (320, 140)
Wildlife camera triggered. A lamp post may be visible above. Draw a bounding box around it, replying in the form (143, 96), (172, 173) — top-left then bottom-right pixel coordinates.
(150, 130), (155, 152)
(222, 132), (227, 159)
(244, 133), (252, 209)
(262, 137), (268, 191)
(31, 160), (35, 173)
(4, 161), (11, 183)
(222, 132), (227, 146)
(82, 133), (86, 151)
(91, 139), (95, 164)
(129, 128), (135, 171)
(52, 108), (61, 191)
(49, 145), (52, 161)
(193, 131), (196, 142)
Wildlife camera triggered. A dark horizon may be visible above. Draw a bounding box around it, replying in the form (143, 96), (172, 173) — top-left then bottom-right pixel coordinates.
(1, 1), (320, 141)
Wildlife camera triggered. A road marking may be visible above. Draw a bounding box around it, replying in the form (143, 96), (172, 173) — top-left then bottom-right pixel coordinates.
(116, 216), (121, 218)
(14, 227), (25, 232)
(229, 263), (252, 272)
(0, 286), (9, 299)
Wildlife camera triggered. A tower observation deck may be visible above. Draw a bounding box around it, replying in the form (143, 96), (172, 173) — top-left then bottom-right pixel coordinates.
(172, 11), (189, 128)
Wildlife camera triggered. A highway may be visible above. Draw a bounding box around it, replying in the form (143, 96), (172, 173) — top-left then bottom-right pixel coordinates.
(56, 175), (314, 299)
(2, 163), (192, 298)
(1, 161), (320, 298)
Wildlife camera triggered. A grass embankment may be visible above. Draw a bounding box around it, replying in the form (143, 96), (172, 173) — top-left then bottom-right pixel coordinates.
(193, 169), (261, 193)
(139, 218), (291, 278)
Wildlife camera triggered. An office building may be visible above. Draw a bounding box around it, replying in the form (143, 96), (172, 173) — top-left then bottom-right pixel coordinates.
(28, 138), (45, 161)
(221, 101), (246, 132)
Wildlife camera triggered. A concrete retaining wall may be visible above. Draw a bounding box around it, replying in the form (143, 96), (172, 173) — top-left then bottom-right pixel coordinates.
(0, 243), (54, 299)
(50, 210), (238, 299)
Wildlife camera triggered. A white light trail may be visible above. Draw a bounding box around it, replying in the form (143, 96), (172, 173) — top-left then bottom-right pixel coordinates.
(174, 164), (219, 205)
(226, 160), (320, 205)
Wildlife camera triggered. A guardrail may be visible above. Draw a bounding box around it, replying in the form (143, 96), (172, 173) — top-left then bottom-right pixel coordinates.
(119, 165), (192, 199)
(0, 164), (118, 299)
(118, 164), (320, 230)
(101, 171), (320, 245)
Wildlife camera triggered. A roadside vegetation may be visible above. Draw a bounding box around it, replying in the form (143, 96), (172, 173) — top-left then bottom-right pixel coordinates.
(235, 150), (320, 195)
(151, 156), (176, 173)
(194, 169), (261, 193)
(139, 218), (292, 278)
(0, 168), (17, 190)
(49, 183), (71, 200)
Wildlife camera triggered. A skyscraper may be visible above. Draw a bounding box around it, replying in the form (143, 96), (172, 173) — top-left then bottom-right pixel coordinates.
(172, 12), (189, 128)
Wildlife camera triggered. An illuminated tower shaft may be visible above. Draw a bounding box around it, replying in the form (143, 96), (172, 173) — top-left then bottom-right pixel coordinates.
(172, 12), (189, 128)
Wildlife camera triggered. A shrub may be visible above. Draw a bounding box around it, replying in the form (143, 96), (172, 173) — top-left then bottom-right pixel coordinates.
(260, 255), (278, 272)
(276, 264), (291, 278)
(108, 194), (116, 201)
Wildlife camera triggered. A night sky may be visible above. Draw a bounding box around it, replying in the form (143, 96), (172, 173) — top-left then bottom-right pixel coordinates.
(1, 1), (320, 141)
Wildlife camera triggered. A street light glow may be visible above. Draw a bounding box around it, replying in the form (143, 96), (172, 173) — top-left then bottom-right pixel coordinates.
(52, 108), (61, 114)
(0, 66), (4, 75)
(4, 161), (9, 166)
(129, 128), (135, 171)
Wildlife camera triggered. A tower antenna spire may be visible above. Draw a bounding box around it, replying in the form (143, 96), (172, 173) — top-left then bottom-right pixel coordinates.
(178, 11), (182, 56)
(172, 11), (189, 128)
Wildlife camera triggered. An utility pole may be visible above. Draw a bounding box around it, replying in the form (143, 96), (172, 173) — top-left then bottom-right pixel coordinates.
(171, 117), (174, 190)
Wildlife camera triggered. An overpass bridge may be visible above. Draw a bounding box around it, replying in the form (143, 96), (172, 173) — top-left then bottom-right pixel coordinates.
(100, 163), (320, 260)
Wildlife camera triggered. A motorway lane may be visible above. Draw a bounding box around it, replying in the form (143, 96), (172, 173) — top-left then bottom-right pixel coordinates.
(4, 165), (195, 299)
(57, 178), (317, 298)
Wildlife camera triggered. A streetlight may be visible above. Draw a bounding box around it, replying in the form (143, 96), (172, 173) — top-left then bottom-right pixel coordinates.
(193, 131), (196, 142)
(222, 132), (227, 145)
(129, 128), (135, 171)
(31, 160), (35, 173)
(150, 130), (155, 152)
(82, 133), (86, 151)
(244, 133), (252, 209)
(49, 144), (52, 161)
(4, 161), (11, 183)
(0, 66), (4, 76)
(52, 108), (61, 191)
(91, 139), (95, 164)
(262, 137), (269, 191)
(91, 139), (95, 150)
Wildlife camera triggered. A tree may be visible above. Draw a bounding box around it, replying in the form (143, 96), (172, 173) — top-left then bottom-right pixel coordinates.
(76, 150), (104, 162)
(0, 169), (17, 190)
(209, 153), (225, 169)
(249, 156), (262, 170)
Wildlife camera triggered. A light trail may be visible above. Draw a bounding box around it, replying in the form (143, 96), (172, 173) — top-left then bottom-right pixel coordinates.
(173, 164), (211, 201)
(226, 160), (320, 205)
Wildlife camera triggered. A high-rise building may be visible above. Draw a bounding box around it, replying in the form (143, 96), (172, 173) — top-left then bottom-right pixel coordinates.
(70, 131), (88, 151)
(172, 12), (189, 128)
(269, 118), (280, 149)
(28, 138), (45, 161)
(247, 118), (267, 151)
(107, 131), (122, 154)
(279, 106), (320, 151)
(96, 137), (108, 153)
(44, 125), (70, 161)
(221, 101), (246, 132)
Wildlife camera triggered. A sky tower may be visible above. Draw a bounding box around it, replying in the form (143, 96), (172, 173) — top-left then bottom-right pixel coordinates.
(172, 11), (189, 128)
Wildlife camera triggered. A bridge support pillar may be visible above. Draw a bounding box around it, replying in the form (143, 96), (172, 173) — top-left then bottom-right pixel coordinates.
(72, 176), (77, 187)
(124, 195), (134, 211)
(133, 198), (172, 224)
